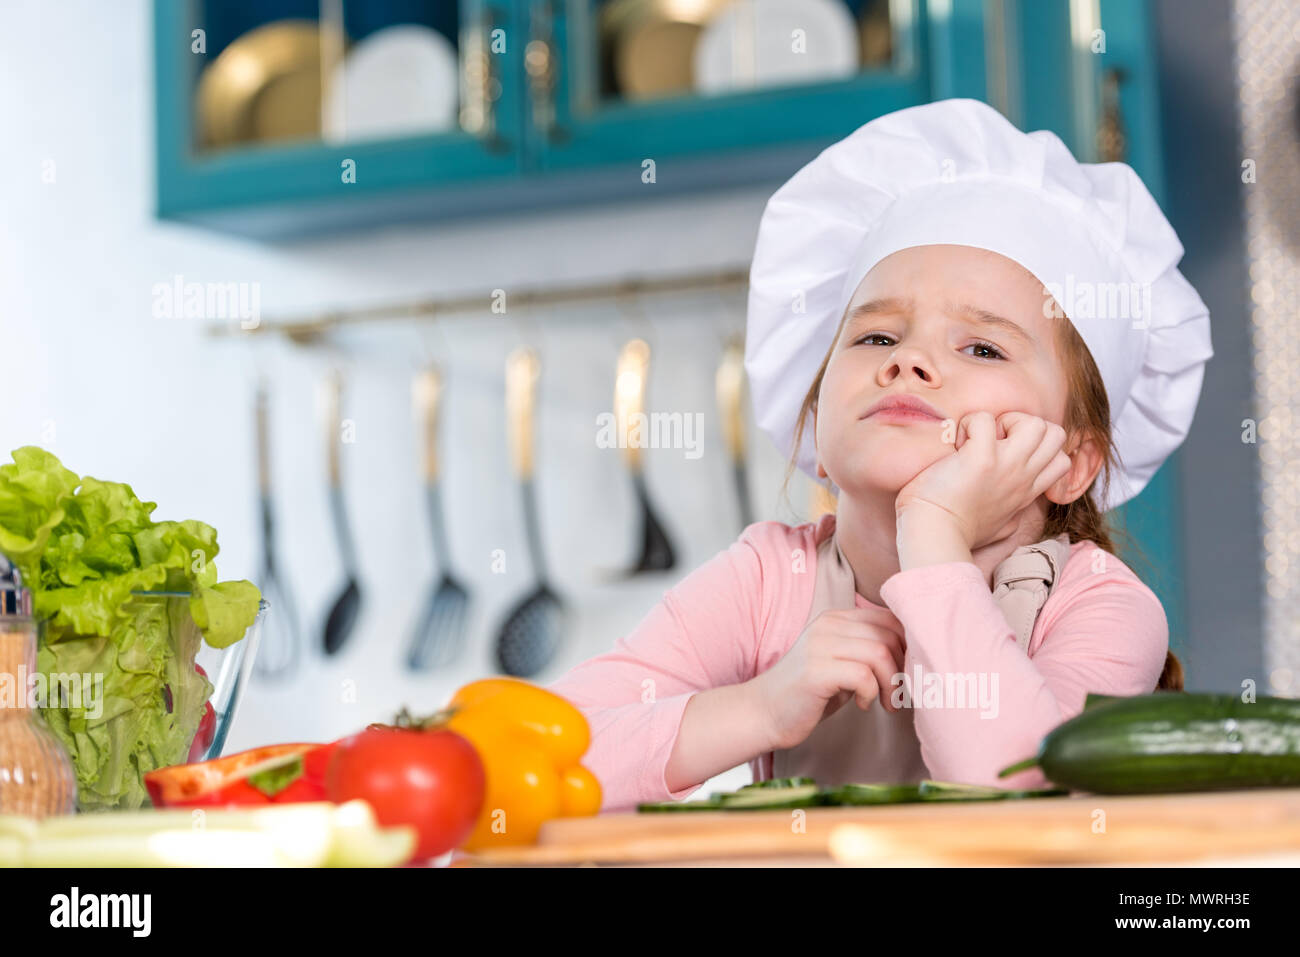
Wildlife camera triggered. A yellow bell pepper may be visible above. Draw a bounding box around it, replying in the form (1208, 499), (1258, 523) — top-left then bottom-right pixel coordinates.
(441, 678), (601, 850)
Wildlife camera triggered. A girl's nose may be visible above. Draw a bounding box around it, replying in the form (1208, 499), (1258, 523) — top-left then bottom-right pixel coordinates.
(879, 345), (939, 385)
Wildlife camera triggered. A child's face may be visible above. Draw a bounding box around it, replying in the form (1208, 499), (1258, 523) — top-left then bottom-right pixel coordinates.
(815, 243), (1070, 498)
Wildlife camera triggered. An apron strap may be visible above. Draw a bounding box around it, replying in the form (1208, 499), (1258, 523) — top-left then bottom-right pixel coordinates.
(990, 533), (1072, 654)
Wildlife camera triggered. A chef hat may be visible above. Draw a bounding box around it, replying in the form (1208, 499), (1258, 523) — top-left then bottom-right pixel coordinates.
(745, 98), (1213, 512)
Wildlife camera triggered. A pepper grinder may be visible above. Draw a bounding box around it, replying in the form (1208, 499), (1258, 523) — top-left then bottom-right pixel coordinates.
(0, 552), (77, 817)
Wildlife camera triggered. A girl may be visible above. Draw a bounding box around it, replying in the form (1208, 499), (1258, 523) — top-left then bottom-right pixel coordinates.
(546, 99), (1214, 812)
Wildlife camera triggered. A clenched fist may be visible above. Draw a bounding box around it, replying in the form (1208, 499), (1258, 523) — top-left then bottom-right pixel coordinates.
(894, 411), (1073, 552)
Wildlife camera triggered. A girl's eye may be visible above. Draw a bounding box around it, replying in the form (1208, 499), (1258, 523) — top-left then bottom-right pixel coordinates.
(966, 339), (1007, 361)
(854, 333), (1007, 361)
(855, 333), (894, 347)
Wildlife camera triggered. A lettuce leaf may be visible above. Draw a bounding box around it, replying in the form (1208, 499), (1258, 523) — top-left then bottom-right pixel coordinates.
(190, 580), (264, 649)
(1, 447), (260, 810)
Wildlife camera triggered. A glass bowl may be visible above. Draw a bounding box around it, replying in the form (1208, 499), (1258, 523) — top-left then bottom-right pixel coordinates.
(130, 590), (269, 763)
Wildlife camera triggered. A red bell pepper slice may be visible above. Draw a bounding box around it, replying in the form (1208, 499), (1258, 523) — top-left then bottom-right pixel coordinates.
(265, 742), (339, 804)
(145, 742), (332, 808)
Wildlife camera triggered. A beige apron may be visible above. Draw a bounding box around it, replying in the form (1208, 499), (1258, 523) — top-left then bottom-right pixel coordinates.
(770, 522), (1072, 786)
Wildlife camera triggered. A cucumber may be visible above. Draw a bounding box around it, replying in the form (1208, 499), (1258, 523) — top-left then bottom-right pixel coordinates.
(999, 692), (1300, 795)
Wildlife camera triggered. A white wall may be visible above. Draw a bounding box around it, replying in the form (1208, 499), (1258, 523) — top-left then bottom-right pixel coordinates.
(1, 0), (821, 798)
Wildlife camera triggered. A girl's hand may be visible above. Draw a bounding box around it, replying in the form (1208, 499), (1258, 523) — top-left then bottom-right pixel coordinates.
(894, 411), (1073, 551)
(747, 607), (907, 752)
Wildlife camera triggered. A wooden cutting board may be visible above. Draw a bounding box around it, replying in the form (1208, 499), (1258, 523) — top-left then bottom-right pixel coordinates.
(454, 788), (1300, 867)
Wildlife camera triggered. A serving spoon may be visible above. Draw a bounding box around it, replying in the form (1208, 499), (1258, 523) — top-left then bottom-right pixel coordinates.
(405, 365), (471, 671)
(612, 338), (676, 577)
(715, 334), (754, 531)
(493, 346), (566, 677)
(322, 369), (362, 656)
(251, 382), (303, 681)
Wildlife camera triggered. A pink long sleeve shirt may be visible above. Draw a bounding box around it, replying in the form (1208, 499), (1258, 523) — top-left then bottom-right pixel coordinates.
(546, 513), (1169, 812)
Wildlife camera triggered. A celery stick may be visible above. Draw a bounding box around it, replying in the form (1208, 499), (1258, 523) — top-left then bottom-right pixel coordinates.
(37, 801), (338, 838)
(34, 804), (342, 867)
(24, 830), (315, 868)
(27, 801), (416, 867)
(0, 835), (24, 867)
(323, 801), (415, 867)
(328, 825), (417, 867)
(0, 815), (38, 841)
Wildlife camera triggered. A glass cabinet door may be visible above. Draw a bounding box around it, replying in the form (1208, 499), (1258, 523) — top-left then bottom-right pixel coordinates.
(155, 0), (524, 220)
(523, 0), (928, 170)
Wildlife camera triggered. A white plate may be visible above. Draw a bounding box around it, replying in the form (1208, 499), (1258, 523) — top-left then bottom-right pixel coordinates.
(324, 24), (459, 141)
(693, 0), (859, 94)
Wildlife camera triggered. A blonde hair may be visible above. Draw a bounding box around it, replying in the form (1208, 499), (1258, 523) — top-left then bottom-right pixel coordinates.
(779, 304), (1184, 692)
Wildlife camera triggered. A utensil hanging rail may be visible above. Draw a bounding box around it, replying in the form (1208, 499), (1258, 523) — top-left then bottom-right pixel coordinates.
(205, 266), (752, 343)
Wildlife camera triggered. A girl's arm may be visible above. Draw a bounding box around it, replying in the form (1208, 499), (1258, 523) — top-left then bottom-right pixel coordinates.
(879, 551), (1168, 790)
(663, 680), (773, 795)
(545, 527), (780, 812)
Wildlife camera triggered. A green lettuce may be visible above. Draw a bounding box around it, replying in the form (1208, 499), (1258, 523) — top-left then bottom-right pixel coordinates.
(0, 447), (261, 810)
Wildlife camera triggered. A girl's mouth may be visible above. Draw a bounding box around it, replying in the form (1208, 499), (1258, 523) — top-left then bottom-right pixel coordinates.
(864, 408), (942, 424)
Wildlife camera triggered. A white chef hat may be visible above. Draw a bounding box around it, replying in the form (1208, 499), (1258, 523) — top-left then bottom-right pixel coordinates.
(745, 98), (1213, 512)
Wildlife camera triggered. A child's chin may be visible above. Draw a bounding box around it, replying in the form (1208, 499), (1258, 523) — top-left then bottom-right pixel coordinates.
(830, 459), (926, 496)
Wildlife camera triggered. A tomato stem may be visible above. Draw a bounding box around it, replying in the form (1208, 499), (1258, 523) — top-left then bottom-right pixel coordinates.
(368, 705), (461, 732)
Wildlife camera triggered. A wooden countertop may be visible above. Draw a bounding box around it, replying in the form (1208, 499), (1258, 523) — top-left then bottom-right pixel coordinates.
(449, 788), (1300, 867)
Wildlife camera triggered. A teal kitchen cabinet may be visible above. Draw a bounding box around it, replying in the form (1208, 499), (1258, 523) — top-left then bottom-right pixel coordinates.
(153, 1), (1162, 235)
(153, 0), (529, 235)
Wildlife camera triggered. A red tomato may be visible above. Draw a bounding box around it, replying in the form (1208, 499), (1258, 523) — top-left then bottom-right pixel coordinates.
(325, 728), (485, 862)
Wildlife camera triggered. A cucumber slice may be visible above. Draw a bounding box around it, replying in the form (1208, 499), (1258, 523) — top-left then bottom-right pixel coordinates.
(738, 777), (817, 790)
(717, 784), (823, 809)
(917, 779), (1069, 801)
(636, 798), (725, 812)
(918, 780), (1011, 801)
(827, 783), (924, 805)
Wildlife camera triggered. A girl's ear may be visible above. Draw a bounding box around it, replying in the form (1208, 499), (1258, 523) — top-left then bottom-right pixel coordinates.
(1044, 434), (1104, 506)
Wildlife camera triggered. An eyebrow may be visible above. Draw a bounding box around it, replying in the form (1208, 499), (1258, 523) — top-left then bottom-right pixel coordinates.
(845, 296), (1036, 349)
